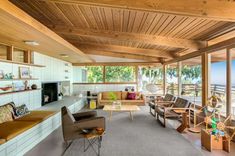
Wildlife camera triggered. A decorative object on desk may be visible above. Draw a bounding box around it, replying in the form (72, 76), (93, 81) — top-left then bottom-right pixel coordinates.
(58, 92), (63, 100)
(24, 80), (28, 90)
(0, 70), (4, 79)
(31, 84), (37, 90)
(19, 66), (30, 78)
(131, 87), (135, 92)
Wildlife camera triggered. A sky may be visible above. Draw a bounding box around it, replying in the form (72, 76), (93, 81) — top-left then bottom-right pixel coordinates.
(211, 60), (235, 85)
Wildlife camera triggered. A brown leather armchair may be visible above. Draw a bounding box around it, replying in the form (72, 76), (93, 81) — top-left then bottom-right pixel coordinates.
(61, 106), (105, 143)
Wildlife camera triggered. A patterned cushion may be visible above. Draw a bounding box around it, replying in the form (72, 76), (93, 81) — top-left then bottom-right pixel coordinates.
(0, 102), (15, 124)
(163, 94), (174, 101)
(13, 104), (30, 118)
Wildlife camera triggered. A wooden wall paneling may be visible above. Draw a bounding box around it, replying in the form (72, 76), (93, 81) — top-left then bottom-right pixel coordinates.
(7, 45), (13, 61)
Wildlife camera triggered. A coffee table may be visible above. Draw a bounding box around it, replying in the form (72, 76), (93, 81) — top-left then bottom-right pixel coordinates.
(103, 105), (140, 120)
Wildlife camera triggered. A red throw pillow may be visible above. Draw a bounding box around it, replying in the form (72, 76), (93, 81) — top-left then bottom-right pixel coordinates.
(127, 92), (136, 100)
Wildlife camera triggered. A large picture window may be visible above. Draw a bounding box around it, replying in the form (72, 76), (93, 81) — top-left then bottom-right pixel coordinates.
(209, 49), (227, 116)
(138, 66), (163, 94)
(181, 56), (202, 105)
(166, 63), (178, 96)
(73, 66), (104, 83)
(73, 65), (136, 83)
(105, 66), (136, 83)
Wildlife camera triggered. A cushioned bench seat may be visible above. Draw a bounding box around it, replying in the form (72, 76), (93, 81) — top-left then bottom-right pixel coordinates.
(0, 111), (56, 141)
(0, 139), (5, 145)
(0, 121), (38, 141)
(15, 111), (56, 122)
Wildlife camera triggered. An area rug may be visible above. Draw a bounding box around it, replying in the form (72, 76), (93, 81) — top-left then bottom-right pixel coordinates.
(64, 107), (204, 156)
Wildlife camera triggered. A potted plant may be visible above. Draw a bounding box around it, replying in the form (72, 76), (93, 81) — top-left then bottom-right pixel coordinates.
(109, 92), (121, 109)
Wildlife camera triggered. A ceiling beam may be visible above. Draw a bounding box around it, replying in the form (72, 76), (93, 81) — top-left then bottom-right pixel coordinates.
(84, 50), (160, 62)
(41, 0), (235, 22)
(72, 42), (173, 58)
(199, 23), (235, 41)
(51, 26), (207, 50)
(0, 0), (93, 62)
(164, 36), (235, 65)
(73, 62), (161, 66)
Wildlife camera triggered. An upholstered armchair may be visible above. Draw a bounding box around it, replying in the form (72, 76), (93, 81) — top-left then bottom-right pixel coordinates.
(149, 94), (175, 117)
(61, 106), (105, 143)
(155, 97), (190, 127)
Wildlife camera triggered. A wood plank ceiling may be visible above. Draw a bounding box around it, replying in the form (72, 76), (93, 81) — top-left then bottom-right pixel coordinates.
(10, 0), (235, 64)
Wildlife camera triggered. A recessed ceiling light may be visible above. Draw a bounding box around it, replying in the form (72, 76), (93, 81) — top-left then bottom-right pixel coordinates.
(24, 40), (39, 46)
(60, 54), (69, 58)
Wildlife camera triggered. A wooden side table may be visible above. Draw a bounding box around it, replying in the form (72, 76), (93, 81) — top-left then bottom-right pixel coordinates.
(82, 129), (105, 156)
(173, 109), (190, 133)
(201, 129), (230, 152)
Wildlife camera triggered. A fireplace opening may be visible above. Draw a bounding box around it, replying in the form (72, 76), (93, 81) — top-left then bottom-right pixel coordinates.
(41, 82), (58, 106)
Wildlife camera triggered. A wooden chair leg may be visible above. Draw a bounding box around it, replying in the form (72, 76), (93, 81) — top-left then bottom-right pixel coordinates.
(163, 116), (166, 127)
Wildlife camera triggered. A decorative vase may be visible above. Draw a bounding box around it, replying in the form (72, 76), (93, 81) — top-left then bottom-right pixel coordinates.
(31, 84), (37, 90)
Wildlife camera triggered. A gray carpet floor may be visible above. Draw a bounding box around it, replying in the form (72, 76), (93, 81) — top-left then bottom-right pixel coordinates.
(64, 107), (204, 156)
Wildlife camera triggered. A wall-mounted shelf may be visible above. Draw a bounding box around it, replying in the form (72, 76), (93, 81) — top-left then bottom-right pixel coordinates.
(0, 59), (45, 67)
(0, 78), (39, 81)
(0, 88), (41, 96)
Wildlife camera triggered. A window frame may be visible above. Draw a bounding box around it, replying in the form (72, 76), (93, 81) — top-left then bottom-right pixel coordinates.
(73, 65), (138, 84)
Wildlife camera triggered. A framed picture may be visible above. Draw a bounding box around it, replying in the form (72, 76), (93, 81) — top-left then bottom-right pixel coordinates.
(19, 67), (30, 78)
(0, 70), (4, 79)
